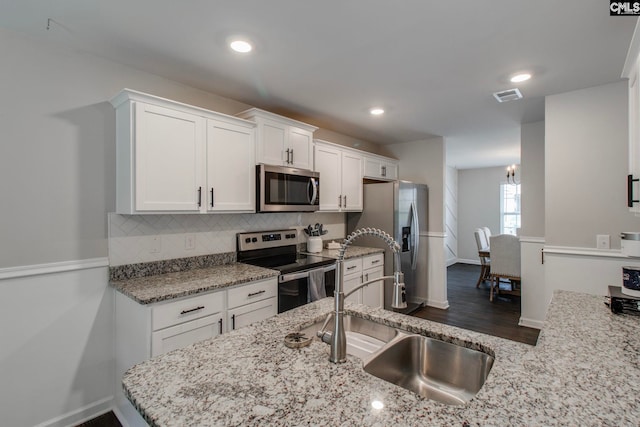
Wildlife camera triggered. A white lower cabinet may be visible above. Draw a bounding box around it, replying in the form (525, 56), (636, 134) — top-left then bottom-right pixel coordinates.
(115, 276), (277, 427)
(340, 253), (384, 308)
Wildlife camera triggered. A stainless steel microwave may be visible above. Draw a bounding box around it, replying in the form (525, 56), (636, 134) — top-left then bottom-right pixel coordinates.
(256, 164), (319, 212)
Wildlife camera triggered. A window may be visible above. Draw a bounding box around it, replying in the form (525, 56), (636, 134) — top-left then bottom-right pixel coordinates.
(500, 183), (521, 235)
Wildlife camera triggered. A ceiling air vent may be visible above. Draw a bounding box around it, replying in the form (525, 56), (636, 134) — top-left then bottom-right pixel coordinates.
(493, 88), (523, 103)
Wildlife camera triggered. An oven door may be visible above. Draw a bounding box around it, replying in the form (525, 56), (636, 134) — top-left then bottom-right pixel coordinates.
(277, 263), (336, 313)
(258, 164), (319, 212)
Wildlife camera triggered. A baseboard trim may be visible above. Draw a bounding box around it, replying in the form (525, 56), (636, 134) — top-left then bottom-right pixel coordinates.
(33, 396), (114, 427)
(426, 299), (450, 310)
(519, 317), (544, 330)
(0, 257), (109, 280)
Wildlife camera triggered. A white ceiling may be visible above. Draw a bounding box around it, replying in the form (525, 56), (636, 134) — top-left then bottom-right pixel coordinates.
(1, 1), (637, 169)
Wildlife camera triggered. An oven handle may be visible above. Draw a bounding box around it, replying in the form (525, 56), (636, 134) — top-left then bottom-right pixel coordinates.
(278, 263), (336, 283)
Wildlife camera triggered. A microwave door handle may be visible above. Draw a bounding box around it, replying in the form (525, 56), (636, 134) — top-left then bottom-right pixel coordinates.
(308, 177), (318, 204)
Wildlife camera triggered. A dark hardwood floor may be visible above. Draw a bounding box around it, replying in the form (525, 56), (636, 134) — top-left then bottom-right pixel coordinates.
(412, 263), (540, 345)
(75, 411), (122, 427)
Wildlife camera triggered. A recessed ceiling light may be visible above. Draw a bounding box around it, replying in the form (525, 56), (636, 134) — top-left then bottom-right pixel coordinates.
(510, 73), (531, 83)
(370, 107), (385, 116)
(230, 39), (253, 53)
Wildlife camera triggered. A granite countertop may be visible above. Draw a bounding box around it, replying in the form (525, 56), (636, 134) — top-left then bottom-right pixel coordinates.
(304, 245), (385, 259)
(111, 263), (280, 304)
(121, 290), (640, 425)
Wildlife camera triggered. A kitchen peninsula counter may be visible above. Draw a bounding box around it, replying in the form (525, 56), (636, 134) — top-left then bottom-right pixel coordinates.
(121, 291), (640, 426)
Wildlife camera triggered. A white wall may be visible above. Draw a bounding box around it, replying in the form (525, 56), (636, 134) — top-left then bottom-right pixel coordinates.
(546, 81), (636, 249)
(0, 264), (113, 427)
(445, 166), (458, 265)
(520, 121), (545, 238)
(457, 166), (511, 262)
(539, 81), (640, 324)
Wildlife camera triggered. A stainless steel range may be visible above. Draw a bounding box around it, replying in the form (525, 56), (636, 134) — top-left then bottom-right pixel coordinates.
(237, 229), (336, 313)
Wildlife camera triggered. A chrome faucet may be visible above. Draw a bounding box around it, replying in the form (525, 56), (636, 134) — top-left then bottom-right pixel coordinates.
(317, 228), (407, 363)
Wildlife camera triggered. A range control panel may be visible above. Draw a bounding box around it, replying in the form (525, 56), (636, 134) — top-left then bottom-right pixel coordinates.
(237, 229), (298, 251)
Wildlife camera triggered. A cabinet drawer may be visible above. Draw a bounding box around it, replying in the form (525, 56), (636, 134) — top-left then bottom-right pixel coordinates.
(227, 278), (277, 309)
(363, 254), (384, 270)
(152, 291), (224, 331)
(343, 258), (362, 277)
(151, 313), (223, 357)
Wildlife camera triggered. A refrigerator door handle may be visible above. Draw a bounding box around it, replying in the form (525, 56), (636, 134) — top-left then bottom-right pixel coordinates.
(411, 201), (419, 270)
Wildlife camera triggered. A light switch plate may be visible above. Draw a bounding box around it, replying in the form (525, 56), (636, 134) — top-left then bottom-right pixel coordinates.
(185, 234), (196, 250)
(597, 234), (610, 250)
(150, 236), (161, 253)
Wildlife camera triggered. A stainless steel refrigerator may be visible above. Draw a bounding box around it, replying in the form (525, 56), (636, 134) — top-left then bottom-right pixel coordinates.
(347, 181), (428, 313)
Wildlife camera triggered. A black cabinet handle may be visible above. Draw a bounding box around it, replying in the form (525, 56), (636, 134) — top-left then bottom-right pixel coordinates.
(210, 188), (214, 208)
(248, 289), (266, 297)
(231, 314), (236, 330)
(290, 149), (294, 164)
(180, 305), (204, 315)
(197, 186), (202, 207)
(218, 318), (223, 335)
(628, 174), (639, 207)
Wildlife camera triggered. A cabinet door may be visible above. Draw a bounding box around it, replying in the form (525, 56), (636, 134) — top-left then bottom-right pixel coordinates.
(289, 126), (313, 170)
(135, 102), (204, 211)
(364, 157), (382, 179)
(206, 119), (255, 211)
(151, 313), (223, 357)
(227, 297), (277, 331)
(381, 161), (398, 181)
(258, 120), (287, 166)
(314, 145), (342, 211)
(343, 273), (362, 305)
(341, 151), (363, 211)
(362, 267), (384, 309)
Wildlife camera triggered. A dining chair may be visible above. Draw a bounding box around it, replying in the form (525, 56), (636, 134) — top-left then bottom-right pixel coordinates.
(489, 234), (521, 301)
(474, 229), (491, 287)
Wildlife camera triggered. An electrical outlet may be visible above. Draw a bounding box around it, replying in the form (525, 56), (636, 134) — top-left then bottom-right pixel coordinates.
(185, 234), (196, 250)
(597, 234), (610, 250)
(150, 236), (161, 254)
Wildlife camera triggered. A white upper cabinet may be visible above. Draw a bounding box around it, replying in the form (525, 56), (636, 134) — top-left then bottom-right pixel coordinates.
(110, 89), (256, 214)
(206, 119), (255, 212)
(626, 55), (640, 213)
(237, 108), (317, 170)
(364, 155), (399, 181)
(314, 140), (363, 212)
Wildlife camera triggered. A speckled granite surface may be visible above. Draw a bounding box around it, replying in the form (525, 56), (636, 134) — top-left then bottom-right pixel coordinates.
(121, 290), (640, 426)
(305, 245), (385, 259)
(110, 252), (237, 281)
(111, 263), (279, 304)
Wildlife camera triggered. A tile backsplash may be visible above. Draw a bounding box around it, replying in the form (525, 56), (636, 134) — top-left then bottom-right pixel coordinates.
(108, 212), (346, 266)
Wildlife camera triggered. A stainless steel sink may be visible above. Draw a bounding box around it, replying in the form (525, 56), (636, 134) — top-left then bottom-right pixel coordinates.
(363, 334), (494, 405)
(300, 315), (399, 358)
